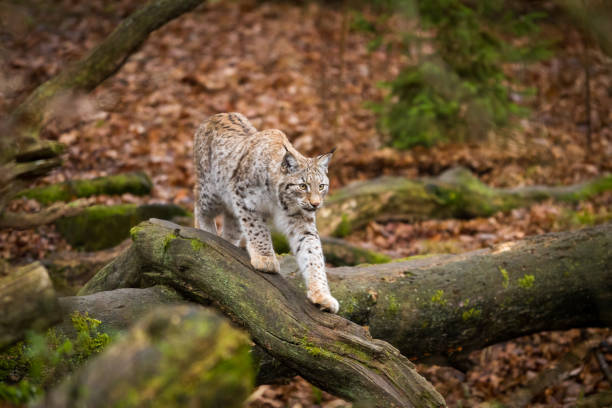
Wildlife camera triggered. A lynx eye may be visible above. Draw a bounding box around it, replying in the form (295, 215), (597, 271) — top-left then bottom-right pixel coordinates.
(319, 184), (326, 191)
(299, 183), (308, 191)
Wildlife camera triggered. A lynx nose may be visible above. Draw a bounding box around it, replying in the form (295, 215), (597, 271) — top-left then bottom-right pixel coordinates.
(309, 199), (320, 208)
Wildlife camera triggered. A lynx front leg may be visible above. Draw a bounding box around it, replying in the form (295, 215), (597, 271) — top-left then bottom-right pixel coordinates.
(233, 203), (279, 274)
(286, 224), (339, 313)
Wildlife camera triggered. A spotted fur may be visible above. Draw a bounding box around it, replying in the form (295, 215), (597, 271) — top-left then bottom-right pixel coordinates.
(193, 112), (339, 313)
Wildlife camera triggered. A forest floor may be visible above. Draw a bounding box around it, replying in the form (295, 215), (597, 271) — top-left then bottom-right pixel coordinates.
(1, 0), (611, 407)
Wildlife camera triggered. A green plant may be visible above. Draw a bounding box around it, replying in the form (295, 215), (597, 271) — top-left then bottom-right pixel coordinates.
(0, 312), (111, 404)
(355, 0), (552, 148)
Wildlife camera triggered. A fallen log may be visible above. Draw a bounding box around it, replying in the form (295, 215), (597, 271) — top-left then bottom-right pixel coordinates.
(54, 203), (189, 250)
(36, 305), (254, 408)
(82, 221), (612, 369)
(17, 172), (152, 204)
(272, 230), (391, 266)
(82, 219), (447, 407)
(0, 262), (61, 349)
(318, 167), (612, 236)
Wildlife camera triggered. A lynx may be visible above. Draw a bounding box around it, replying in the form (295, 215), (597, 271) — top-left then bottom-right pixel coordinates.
(193, 112), (339, 313)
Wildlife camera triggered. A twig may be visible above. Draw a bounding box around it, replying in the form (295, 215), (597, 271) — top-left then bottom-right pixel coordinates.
(0, 199), (88, 230)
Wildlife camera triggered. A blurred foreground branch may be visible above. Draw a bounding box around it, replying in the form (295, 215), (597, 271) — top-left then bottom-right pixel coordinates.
(36, 305), (254, 408)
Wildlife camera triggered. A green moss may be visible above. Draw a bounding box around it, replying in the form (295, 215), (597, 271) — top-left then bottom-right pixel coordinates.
(190, 239), (205, 252)
(392, 253), (437, 262)
(162, 233), (177, 252)
(300, 337), (337, 360)
(431, 289), (447, 306)
(386, 294), (401, 317)
(499, 267), (510, 288)
(130, 225), (143, 240)
(332, 214), (353, 238)
(55, 203), (188, 251)
(334, 341), (369, 362)
(312, 384), (324, 404)
(0, 312), (111, 404)
(518, 274), (535, 289)
(271, 231), (290, 254)
(18, 172), (152, 205)
(462, 308), (482, 321)
(367, 252), (392, 264)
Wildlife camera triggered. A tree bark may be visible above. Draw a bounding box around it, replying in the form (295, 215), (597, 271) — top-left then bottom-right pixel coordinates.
(17, 172), (152, 205)
(0, 262), (61, 349)
(318, 167), (612, 236)
(82, 221), (612, 370)
(82, 219), (447, 407)
(36, 305), (254, 408)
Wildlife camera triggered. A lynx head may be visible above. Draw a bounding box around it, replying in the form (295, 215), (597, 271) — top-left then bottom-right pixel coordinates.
(278, 147), (335, 213)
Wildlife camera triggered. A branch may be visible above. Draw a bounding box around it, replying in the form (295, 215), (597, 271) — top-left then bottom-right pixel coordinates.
(0, 199), (88, 230)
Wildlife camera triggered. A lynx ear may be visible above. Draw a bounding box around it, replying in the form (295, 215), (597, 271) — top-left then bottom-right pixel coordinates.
(317, 147), (336, 172)
(282, 148), (299, 173)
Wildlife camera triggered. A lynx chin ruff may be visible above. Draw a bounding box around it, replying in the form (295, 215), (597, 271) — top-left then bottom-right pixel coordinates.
(193, 112), (339, 313)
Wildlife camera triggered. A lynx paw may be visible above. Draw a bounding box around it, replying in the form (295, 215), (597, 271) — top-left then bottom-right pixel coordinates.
(307, 290), (340, 314)
(250, 253), (280, 274)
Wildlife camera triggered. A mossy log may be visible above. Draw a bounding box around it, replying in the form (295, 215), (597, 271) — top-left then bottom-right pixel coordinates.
(272, 230), (391, 266)
(318, 167), (612, 236)
(54, 203), (189, 251)
(17, 172), (152, 204)
(82, 219), (447, 407)
(0, 262), (61, 349)
(36, 305), (254, 408)
(82, 221), (611, 371)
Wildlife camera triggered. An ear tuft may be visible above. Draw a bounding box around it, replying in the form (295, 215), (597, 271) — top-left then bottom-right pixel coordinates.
(282, 148), (299, 173)
(317, 148), (335, 172)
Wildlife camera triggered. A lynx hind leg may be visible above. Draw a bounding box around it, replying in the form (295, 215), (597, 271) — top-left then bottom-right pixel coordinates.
(194, 190), (219, 234)
(221, 211), (244, 247)
(194, 205), (217, 233)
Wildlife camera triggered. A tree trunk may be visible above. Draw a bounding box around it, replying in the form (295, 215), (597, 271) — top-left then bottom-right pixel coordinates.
(0, 262), (61, 349)
(17, 172), (152, 205)
(82, 219), (447, 408)
(82, 221), (612, 370)
(36, 305), (254, 408)
(0, 0), (205, 213)
(318, 167), (612, 236)
(6, 0), (206, 152)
